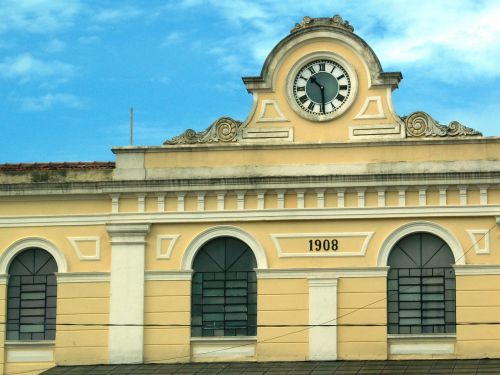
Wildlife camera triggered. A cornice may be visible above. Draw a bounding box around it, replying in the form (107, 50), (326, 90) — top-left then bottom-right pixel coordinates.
(0, 171), (498, 196)
(0, 205), (498, 228)
(112, 136), (500, 154)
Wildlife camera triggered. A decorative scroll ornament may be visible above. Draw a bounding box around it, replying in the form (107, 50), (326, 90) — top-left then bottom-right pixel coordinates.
(402, 111), (482, 138)
(163, 117), (242, 145)
(291, 15), (354, 34)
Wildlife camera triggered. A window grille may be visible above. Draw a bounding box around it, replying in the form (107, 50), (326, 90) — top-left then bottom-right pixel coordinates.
(7, 248), (58, 341)
(387, 232), (456, 334)
(191, 237), (257, 337)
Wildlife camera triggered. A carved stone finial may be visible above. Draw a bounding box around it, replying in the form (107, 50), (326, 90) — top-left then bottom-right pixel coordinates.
(163, 117), (242, 145)
(403, 111), (482, 138)
(291, 15), (354, 33)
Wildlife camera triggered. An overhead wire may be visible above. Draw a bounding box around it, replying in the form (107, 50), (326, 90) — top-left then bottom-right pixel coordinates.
(4, 222), (498, 375)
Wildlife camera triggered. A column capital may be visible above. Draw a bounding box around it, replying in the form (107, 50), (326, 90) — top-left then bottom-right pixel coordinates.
(106, 224), (150, 245)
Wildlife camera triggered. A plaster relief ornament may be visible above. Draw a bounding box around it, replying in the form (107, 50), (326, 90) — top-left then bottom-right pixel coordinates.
(164, 117), (242, 145)
(402, 111), (482, 137)
(291, 15), (354, 33)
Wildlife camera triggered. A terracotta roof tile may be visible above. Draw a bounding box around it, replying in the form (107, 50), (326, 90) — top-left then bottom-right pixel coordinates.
(0, 162), (115, 172)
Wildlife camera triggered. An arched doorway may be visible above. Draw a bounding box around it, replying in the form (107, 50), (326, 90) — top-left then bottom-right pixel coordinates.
(191, 236), (257, 337)
(387, 232), (456, 334)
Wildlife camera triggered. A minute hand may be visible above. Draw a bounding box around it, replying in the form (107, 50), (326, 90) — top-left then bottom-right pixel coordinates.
(310, 77), (326, 114)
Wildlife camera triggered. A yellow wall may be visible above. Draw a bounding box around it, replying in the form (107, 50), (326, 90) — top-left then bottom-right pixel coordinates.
(456, 275), (500, 358)
(256, 279), (308, 361)
(143, 280), (191, 363)
(55, 282), (110, 365)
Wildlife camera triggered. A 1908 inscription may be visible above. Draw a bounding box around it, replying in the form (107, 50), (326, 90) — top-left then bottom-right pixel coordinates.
(308, 239), (339, 251)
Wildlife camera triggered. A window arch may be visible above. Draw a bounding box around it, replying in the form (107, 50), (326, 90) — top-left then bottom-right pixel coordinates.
(6, 248), (58, 341)
(191, 237), (257, 337)
(387, 232), (456, 334)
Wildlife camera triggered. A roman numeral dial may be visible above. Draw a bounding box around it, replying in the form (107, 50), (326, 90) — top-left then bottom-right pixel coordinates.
(291, 58), (353, 120)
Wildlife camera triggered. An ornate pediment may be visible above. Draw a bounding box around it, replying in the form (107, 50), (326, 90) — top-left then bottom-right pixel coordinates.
(164, 117), (242, 145)
(403, 112), (482, 138)
(291, 15), (354, 33)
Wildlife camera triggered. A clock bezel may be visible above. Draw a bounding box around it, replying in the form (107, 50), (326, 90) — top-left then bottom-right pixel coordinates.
(286, 52), (358, 122)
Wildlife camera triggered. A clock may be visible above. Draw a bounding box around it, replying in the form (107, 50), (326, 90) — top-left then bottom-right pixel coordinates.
(289, 58), (354, 121)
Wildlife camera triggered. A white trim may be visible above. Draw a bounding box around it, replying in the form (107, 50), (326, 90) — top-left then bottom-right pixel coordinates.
(256, 99), (288, 122)
(439, 187), (447, 206)
(197, 192), (206, 212)
(217, 191), (226, 211)
(0, 274), (8, 284)
(107, 223), (150, 364)
(459, 186), (468, 206)
(296, 190), (305, 209)
(0, 237), (68, 274)
(349, 123), (402, 139)
(398, 188), (406, 206)
(357, 189), (365, 208)
(137, 193), (146, 213)
(157, 194), (165, 212)
(144, 270), (192, 281)
(378, 221), (466, 266)
(453, 264), (500, 275)
(377, 189), (386, 207)
(56, 272), (110, 283)
(110, 194), (120, 214)
(466, 229), (490, 255)
(0, 205), (499, 227)
(309, 278), (338, 360)
(181, 225), (268, 270)
(271, 232), (374, 258)
(257, 191), (265, 210)
(276, 190), (285, 209)
(256, 267), (389, 279)
(177, 192), (186, 212)
(316, 189), (325, 209)
(156, 234), (180, 259)
(388, 334), (455, 355)
(354, 96), (386, 119)
(237, 191), (246, 210)
(6, 347), (54, 363)
(67, 236), (101, 260)
(337, 190), (345, 208)
(418, 187), (427, 206)
(480, 186), (488, 205)
(241, 127), (293, 142)
(191, 337), (256, 360)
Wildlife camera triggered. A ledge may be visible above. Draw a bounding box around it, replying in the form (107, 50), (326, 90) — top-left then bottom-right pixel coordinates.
(388, 334), (455, 356)
(191, 336), (257, 361)
(5, 341), (55, 363)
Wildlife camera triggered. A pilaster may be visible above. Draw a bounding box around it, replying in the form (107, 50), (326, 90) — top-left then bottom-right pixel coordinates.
(106, 223), (150, 364)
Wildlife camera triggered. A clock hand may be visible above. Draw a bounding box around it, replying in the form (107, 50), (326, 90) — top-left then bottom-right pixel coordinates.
(320, 87), (325, 114)
(310, 76), (326, 113)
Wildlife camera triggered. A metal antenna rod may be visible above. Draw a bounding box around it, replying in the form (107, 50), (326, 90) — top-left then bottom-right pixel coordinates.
(129, 107), (134, 145)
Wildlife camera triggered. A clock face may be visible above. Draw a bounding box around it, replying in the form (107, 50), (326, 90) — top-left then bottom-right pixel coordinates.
(292, 59), (352, 118)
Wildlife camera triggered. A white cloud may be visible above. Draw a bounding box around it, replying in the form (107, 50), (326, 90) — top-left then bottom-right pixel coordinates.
(175, 0), (500, 82)
(0, 0), (81, 34)
(78, 35), (100, 45)
(15, 93), (84, 111)
(93, 6), (144, 23)
(44, 38), (66, 53)
(161, 31), (184, 46)
(359, 0), (500, 80)
(0, 53), (75, 83)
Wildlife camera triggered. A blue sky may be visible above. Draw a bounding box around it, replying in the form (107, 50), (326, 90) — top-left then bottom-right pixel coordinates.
(0, 0), (499, 163)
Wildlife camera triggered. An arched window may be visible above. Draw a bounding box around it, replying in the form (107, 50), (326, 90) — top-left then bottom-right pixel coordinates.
(191, 237), (257, 337)
(6, 248), (58, 341)
(387, 232), (456, 334)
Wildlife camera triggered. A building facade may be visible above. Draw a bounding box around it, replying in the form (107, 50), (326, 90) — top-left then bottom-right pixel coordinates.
(0, 16), (499, 374)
